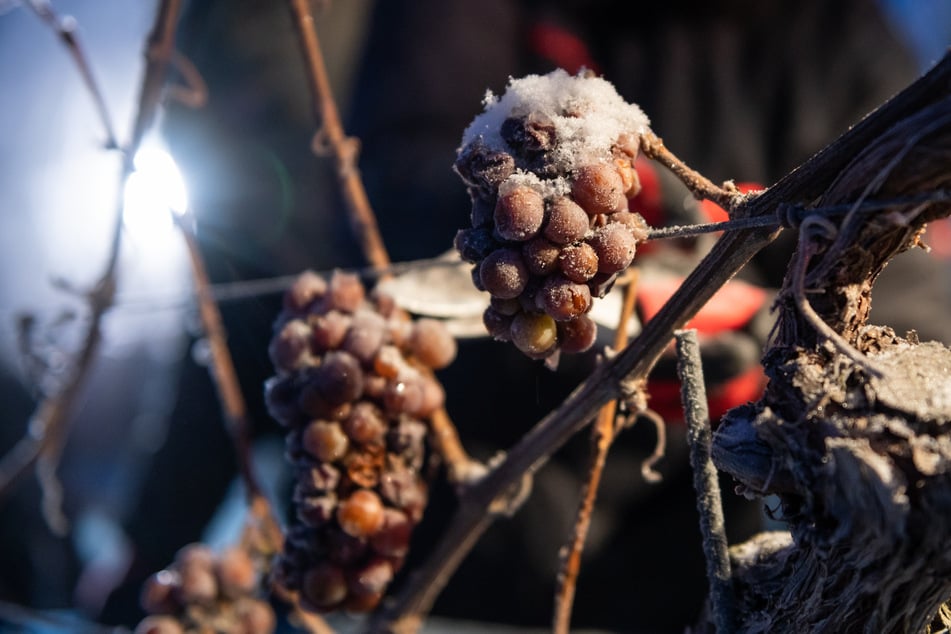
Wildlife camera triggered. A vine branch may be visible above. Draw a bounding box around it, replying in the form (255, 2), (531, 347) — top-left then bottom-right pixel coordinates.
(373, 52), (951, 632)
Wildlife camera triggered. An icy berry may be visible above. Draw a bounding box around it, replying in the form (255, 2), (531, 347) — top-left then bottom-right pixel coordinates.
(558, 242), (600, 283)
(557, 315), (598, 354)
(409, 318), (457, 369)
(544, 197), (590, 245)
(301, 564), (348, 610)
(215, 547), (257, 599)
(302, 421), (349, 464)
(325, 271), (365, 312)
(283, 270), (327, 314)
(370, 508), (414, 558)
(510, 312), (558, 358)
(269, 319), (313, 373)
(140, 570), (179, 615)
(483, 307), (514, 340)
(537, 275), (592, 321)
(571, 162), (628, 215)
(588, 223), (637, 274)
(479, 248), (529, 299)
(336, 489), (385, 538)
(494, 185), (545, 241)
(522, 236), (561, 276)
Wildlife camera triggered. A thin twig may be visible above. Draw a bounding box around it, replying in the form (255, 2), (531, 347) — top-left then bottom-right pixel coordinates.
(287, 0), (478, 487)
(553, 271), (639, 634)
(675, 329), (735, 634)
(25, 0), (120, 149)
(0, 0), (183, 532)
(640, 131), (743, 212)
(287, 0), (390, 271)
(174, 214), (266, 501)
(371, 51), (951, 628)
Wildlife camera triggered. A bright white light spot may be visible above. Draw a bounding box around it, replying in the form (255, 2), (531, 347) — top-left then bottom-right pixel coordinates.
(122, 144), (188, 239)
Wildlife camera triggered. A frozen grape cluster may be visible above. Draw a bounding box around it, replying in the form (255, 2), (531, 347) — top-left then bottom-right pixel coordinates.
(264, 270), (456, 613)
(454, 69), (650, 360)
(135, 543), (275, 634)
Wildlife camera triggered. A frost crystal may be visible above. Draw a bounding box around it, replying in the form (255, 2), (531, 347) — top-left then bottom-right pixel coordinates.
(461, 69), (650, 176)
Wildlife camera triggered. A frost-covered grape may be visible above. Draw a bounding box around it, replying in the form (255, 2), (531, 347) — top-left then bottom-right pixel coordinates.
(614, 157), (640, 197)
(283, 270), (327, 314)
(522, 236), (561, 276)
(302, 420), (349, 463)
(537, 275), (592, 321)
(336, 490), (385, 538)
(215, 547), (257, 600)
(310, 310), (351, 352)
(325, 271), (365, 312)
(544, 197), (590, 245)
(588, 223), (637, 274)
(370, 508), (413, 558)
(269, 319), (313, 372)
(500, 112), (556, 154)
(301, 564), (348, 610)
(346, 557), (393, 598)
(382, 379), (425, 417)
(494, 185), (545, 241)
(343, 402), (387, 446)
(510, 312), (558, 357)
(454, 226), (498, 263)
(480, 247), (529, 299)
(341, 309), (386, 364)
(313, 351), (364, 404)
(409, 318), (457, 369)
(571, 162), (628, 215)
(609, 210), (650, 242)
(454, 139), (515, 193)
(557, 315), (598, 354)
(482, 307), (514, 340)
(558, 242), (599, 283)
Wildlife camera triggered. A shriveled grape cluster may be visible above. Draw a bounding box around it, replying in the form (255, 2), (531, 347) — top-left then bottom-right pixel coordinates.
(454, 70), (651, 360)
(265, 270), (456, 613)
(135, 543), (275, 634)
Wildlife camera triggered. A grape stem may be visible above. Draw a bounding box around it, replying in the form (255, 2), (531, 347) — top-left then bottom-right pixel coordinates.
(370, 52), (951, 632)
(640, 131), (744, 212)
(552, 269), (640, 634)
(0, 0), (183, 534)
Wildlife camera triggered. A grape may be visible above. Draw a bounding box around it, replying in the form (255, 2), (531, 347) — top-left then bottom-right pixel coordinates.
(313, 351), (364, 404)
(588, 223), (637, 274)
(571, 162), (628, 215)
(608, 210), (650, 242)
(298, 463), (341, 492)
(489, 296), (521, 316)
(470, 194), (495, 227)
(387, 418), (427, 460)
(325, 271), (365, 312)
(379, 465), (428, 522)
(510, 312), (558, 358)
(283, 270), (327, 314)
(343, 402), (387, 446)
(369, 288), (396, 318)
(342, 309), (386, 364)
(589, 271), (619, 298)
(558, 242), (600, 282)
(175, 543), (215, 572)
(296, 493), (337, 527)
(417, 377), (445, 417)
(479, 248), (529, 299)
(370, 508), (413, 558)
(409, 318), (457, 369)
(309, 310), (351, 352)
(614, 156), (640, 197)
(233, 598), (277, 634)
(454, 226), (498, 263)
(544, 196), (590, 244)
(494, 185), (545, 241)
(215, 547), (257, 599)
(557, 315), (598, 354)
(537, 275), (592, 321)
(177, 562), (218, 605)
(326, 529), (370, 566)
(382, 379), (424, 417)
(482, 307), (514, 341)
(500, 113), (556, 154)
(302, 421), (350, 463)
(264, 376), (300, 426)
(134, 616), (185, 634)
(336, 490), (385, 538)
(343, 446), (385, 488)
(140, 570), (179, 615)
(346, 557), (394, 597)
(372, 345), (405, 379)
(454, 140), (515, 193)
(269, 319), (313, 373)
(301, 564), (348, 610)
(522, 236), (561, 276)
(470, 264), (487, 292)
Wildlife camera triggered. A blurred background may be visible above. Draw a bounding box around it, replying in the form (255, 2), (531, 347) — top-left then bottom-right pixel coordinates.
(1, 0), (950, 632)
